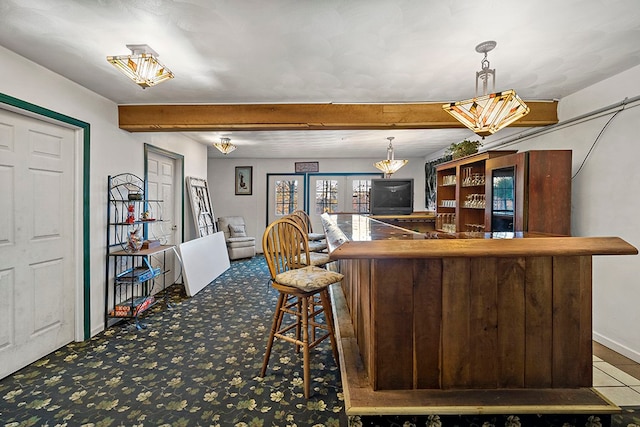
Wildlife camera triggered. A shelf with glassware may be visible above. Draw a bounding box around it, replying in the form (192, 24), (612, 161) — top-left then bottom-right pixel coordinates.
(458, 156), (493, 233)
(435, 164), (457, 233)
(435, 150), (572, 235)
(105, 173), (181, 330)
(436, 151), (516, 233)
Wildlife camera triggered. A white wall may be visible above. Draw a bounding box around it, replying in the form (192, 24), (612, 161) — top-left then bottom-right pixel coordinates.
(207, 156), (426, 250)
(480, 64), (640, 362)
(0, 46), (208, 338)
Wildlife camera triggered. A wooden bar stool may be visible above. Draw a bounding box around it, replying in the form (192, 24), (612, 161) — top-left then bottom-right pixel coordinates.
(260, 217), (343, 398)
(285, 214), (334, 342)
(283, 213), (330, 266)
(291, 210), (328, 252)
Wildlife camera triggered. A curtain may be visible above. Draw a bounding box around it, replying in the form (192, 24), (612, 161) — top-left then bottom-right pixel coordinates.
(424, 156), (452, 211)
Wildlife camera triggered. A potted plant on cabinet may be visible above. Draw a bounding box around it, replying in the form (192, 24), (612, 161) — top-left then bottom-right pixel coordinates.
(446, 139), (483, 159)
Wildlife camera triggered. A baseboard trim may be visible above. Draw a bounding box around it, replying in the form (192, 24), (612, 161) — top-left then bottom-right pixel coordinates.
(593, 332), (640, 364)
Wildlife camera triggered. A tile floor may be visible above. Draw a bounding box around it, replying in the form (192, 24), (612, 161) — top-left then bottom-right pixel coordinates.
(593, 341), (640, 406)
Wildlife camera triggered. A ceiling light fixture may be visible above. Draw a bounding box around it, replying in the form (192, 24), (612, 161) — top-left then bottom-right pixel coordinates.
(443, 41), (530, 137)
(214, 137), (237, 155)
(374, 137), (408, 178)
(107, 44), (174, 88)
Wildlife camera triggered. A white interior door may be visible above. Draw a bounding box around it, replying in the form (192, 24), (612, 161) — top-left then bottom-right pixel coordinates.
(146, 150), (181, 288)
(0, 108), (76, 379)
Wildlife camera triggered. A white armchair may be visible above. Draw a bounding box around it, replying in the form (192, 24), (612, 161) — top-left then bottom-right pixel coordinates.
(217, 216), (256, 260)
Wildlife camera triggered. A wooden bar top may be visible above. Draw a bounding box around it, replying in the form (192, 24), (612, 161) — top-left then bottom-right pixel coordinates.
(369, 211), (436, 220)
(321, 213), (638, 259)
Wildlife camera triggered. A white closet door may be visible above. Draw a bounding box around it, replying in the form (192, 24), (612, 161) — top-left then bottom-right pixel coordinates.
(0, 108), (76, 379)
(146, 151), (180, 287)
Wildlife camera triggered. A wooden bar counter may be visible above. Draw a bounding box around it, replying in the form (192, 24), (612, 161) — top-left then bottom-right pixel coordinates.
(320, 213), (638, 417)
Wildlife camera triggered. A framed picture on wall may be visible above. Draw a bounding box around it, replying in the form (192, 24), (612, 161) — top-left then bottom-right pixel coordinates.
(295, 161), (319, 173)
(235, 166), (252, 195)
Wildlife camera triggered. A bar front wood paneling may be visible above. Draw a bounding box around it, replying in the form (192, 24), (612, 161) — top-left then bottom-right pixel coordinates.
(524, 256), (553, 387)
(372, 258), (414, 390)
(413, 258), (442, 389)
(441, 257), (472, 388)
(497, 256), (526, 388)
(552, 255), (593, 387)
(322, 213), (637, 394)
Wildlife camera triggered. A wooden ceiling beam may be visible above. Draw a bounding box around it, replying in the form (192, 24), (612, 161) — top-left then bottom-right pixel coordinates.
(117, 101), (558, 132)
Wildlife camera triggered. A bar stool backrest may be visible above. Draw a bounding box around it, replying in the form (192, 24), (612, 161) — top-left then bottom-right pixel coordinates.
(262, 217), (311, 279)
(291, 210), (313, 233)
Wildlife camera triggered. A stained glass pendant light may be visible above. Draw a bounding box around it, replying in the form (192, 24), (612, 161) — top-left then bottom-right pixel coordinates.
(214, 137), (237, 155)
(374, 137), (408, 178)
(443, 41), (529, 137)
(107, 44), (174, 88)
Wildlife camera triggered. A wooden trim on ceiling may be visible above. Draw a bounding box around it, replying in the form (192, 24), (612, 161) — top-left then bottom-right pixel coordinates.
(117, 101), (558, 132)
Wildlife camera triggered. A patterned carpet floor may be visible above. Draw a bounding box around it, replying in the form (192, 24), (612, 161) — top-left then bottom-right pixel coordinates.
(0, 255), (638, 426)
(0, 256), (345, 426)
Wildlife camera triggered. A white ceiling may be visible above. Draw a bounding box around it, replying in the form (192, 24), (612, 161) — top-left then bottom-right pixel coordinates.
(1, 0), (639, 159)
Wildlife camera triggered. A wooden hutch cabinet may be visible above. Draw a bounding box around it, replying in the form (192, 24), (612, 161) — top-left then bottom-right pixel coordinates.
(436, 150), (572, 235)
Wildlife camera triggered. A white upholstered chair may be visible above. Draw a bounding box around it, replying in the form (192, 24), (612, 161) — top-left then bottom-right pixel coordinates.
(217, 216), (256, 260)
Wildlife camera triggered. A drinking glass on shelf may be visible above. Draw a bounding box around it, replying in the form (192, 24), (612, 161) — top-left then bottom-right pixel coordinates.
(463, 167), (472, 186)
(465, 223), (485, 232)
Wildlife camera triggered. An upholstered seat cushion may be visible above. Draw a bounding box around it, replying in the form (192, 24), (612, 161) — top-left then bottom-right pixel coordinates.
(300, 252), (331, 266)
(308, 232), (325, 241)
(275, 266), (344, 292)
(308, 239), (328, 252)
(227, 236), (255, 248)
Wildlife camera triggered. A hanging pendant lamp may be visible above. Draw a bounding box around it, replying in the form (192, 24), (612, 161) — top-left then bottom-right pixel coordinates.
(443, 41), (530, 137)
(374, 137), (408, 178)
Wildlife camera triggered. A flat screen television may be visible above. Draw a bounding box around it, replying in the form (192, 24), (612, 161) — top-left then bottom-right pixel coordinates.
(369, 178), (414, 215)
